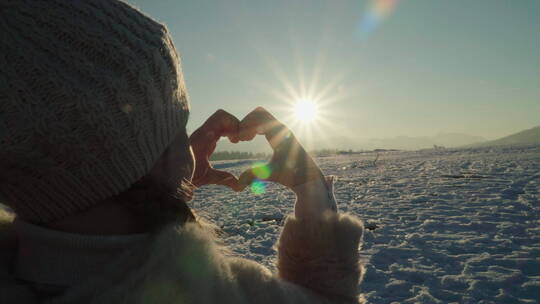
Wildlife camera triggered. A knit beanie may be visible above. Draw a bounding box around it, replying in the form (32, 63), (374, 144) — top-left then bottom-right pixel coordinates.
(0, 0), (190, 223)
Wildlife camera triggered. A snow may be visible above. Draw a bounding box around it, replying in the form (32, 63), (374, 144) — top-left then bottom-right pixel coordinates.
(192, 145), (540, 303)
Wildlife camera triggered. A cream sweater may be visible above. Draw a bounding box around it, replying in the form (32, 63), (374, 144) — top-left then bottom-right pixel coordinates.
(0, 182), (366, 303)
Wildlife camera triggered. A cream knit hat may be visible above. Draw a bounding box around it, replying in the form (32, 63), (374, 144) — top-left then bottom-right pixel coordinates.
(0, 0), (190, 223)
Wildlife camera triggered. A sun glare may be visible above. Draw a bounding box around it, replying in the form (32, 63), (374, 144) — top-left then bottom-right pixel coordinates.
(294, 100), (319, 123)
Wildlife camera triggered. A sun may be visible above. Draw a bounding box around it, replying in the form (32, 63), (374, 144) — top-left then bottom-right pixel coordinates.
(293, 100), (319, 123)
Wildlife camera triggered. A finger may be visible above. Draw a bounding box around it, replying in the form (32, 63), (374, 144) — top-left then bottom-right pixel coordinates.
(190, 109), (240, 162)
(238, 107), (272, 141)
(193, 168), (239, 190)
(238, 168), (259, 192)
(240, 108), (297, 151)
(204, 109), (239, 139)
(191, 109), (239, 145)
(227, 132), (240, 144)
(264, 124), (295, 150)
(191, 162), (211, 187)
(239, 107), (284, 143)
(206, 168), (240, 191)
(238, 118), (257, 142)
(238, 161), (279, 191)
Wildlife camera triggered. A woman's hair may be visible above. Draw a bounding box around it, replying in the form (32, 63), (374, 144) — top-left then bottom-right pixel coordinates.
(113, 176), (197, 232)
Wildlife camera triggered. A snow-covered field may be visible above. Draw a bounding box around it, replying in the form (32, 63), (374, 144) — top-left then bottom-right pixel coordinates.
(192, 145), (540, 304)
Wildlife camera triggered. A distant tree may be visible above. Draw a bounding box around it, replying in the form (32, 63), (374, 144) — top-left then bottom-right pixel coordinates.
(433, 145), (446, 150)
(309, 149), (340, 157)
(210, 151), (268, 161)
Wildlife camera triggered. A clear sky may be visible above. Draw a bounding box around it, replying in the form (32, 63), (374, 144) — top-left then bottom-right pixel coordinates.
(128, 0), (539, 141)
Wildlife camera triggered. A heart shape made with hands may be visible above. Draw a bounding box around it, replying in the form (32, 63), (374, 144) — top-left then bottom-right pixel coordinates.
(189, 107), (324, 193)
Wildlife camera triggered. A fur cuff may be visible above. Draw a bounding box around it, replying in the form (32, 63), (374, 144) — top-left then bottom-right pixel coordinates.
(277, 212), (365, 303)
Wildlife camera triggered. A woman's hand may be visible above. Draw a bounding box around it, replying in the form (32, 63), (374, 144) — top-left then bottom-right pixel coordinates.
(237, 107), (325, 191)
(189, 109), (241, 191)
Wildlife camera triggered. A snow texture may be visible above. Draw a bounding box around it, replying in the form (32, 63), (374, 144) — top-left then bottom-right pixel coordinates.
(192, 145), (540, 304)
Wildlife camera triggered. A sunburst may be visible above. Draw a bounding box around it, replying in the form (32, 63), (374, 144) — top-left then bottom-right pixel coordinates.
(293, 100), (319, 124)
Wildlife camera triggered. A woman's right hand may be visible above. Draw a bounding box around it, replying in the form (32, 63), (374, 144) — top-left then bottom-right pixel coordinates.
(237, 107), (325, 191)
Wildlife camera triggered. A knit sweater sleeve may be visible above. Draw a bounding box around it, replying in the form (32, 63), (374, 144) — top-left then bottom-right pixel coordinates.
(226, 211), (366, 304)
(275, 177), (365, 303)
(275, 212), (365, 303)
(224, 177), (365, 303)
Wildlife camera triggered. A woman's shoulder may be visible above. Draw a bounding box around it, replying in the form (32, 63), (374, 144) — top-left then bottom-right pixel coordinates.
(53, 221), (242, 303)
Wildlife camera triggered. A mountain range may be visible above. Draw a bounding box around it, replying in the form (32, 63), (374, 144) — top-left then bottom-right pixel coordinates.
(467, 125), (540, 148)
(213, 126), (540, 153)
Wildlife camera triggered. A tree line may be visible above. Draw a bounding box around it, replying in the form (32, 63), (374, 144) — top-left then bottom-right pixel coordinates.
(210, 149), (342, 161)
(209, 149), (392, 161)
(209, 151), (269, 161)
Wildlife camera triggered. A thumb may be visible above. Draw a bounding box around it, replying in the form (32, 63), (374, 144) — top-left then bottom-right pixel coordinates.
(206, 168), (240, 192)
(238, 167), (259, 192)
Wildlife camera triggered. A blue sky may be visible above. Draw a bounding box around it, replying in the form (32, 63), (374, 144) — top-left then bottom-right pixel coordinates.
(128, 0), (539, 141)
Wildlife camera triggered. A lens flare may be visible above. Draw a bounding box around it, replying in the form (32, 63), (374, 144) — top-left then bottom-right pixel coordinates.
(251, 162), (272, 179)
(358, 0), (400, 40)
(251, 180), (266, 194)
(250, 162), (271, 194)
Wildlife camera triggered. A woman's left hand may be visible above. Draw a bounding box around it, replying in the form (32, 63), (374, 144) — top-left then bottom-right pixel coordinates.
(189, 109), (241, 191)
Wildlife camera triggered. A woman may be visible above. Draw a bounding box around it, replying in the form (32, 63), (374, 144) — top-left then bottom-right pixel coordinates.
(0, 0), (365, 303)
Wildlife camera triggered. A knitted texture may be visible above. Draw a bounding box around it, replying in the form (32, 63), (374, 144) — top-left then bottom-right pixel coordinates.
(0, 0), (190, 223)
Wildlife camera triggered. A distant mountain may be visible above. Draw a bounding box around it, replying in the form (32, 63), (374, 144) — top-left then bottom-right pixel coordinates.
(472, 125), (540, 147)
(431, 133), (486, 147)
(208, 126), (540, 153)
(214, 131), (487, 152)
(362, 133), (486, 150)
